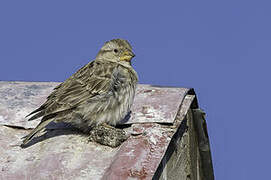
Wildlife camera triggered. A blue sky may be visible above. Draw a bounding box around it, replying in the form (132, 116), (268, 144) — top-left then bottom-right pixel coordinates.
(1, 1), (270, 179)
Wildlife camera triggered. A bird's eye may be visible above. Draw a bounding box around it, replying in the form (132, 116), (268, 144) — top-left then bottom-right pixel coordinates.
(113, 49), (118, 53)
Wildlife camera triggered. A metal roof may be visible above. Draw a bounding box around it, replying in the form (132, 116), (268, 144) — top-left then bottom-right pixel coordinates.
(0, 81), (212, 180)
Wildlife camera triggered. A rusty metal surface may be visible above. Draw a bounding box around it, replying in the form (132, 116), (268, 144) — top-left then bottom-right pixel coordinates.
(128, 84), (189, 124)
(102, 95), (195, 180)
(0, 81), (59, 129)
(0, 82), (189, 128)
(0, 81), (193, 180)
(0, 126), (118, 180)
(102, 123), (174, 180)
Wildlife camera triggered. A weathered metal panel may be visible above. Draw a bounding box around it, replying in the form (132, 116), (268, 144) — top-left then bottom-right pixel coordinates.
(0, 126), (118, 180)
(0, 81), (58, 129)
(128, 84), (190, 124)
(0, 81), (197, 180)
(103, 95), (195, 180)
(0, 82), (190, 129)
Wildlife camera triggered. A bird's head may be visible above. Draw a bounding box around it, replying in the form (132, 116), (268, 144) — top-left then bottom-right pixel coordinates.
(96, 39), (135, 65)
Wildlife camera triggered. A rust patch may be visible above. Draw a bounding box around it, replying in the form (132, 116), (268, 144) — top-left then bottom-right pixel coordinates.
(102, 124), (173, 180)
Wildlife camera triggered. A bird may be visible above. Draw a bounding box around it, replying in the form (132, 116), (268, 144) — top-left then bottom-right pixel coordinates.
(22, 39), (138, 146)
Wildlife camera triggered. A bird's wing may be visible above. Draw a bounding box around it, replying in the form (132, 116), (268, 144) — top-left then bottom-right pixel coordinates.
(27, 60), (117, 121)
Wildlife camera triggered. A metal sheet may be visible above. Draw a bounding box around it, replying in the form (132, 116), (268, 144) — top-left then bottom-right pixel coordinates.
(0, 81), (58, 129)
(0, 125), (119, 180)
(128, 84), (189, 124)
(0, 81), (195, 180)
(0, 82), (190, 128)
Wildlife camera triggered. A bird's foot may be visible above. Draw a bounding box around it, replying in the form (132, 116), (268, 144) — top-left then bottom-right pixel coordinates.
(88, 123), (129, 148)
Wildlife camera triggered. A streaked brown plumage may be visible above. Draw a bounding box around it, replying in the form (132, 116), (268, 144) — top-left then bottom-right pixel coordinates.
(22, 39), (138, 145)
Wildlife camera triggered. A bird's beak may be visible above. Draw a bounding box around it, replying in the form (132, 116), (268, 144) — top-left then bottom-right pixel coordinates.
(120, 50), (135, 62)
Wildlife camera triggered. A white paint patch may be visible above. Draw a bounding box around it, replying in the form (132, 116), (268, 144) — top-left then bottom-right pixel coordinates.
(15, 108), (29, 119)
(0, 115), (5, 123)
(149, 135), (157, 145)
(125, 149), (136, 157)
(135, 106), (165, 123)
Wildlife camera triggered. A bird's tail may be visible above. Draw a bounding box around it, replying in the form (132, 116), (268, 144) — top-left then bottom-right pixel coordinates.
(22, 119), (52, 146)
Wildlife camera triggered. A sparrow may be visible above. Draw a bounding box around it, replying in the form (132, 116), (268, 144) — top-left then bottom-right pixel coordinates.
(22, 39), (138, 146)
